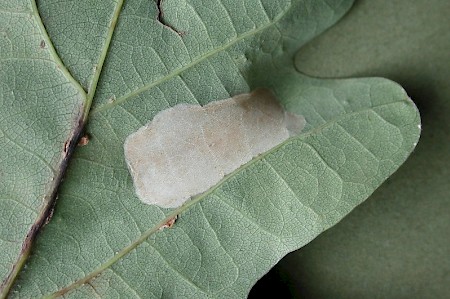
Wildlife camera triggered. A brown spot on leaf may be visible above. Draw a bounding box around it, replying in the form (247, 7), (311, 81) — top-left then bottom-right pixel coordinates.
(159, 215), (177, 230)
(78, 134), (90, 146)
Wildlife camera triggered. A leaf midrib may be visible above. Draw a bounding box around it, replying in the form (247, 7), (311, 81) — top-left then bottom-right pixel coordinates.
(83, 0), (124, 120)
(0, 1), (123, 298)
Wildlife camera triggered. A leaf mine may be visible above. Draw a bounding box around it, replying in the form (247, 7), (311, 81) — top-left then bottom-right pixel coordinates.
(124, 88), (306, 208)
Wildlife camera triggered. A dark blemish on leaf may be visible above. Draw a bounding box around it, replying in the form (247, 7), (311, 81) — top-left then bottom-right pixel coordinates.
(159, 215), (177, 230)
(63, 141), (69, 153)
(1, 108), (86, 297)
(39, 40), (45, 49)
(44, 204), (55, 226)
(78, 134), (90, 147)
(156, 0), (185, 36)
(21, 224), (38, 252)
(85, 281), (101, 297)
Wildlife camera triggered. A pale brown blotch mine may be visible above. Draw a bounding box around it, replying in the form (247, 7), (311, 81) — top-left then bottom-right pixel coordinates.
(124, 88), (305, 208)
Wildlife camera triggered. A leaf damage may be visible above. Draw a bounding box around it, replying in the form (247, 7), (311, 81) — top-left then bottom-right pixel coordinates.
(123, 89), (305, 208)
(156, 0), (184, 36)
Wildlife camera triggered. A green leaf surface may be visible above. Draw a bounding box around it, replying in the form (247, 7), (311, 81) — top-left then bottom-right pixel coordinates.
(0, 0), (420, 298)
(251, 0), (449, 298)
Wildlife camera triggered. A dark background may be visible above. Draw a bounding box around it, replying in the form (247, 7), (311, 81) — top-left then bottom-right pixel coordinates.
(250, 0), (450, 298)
